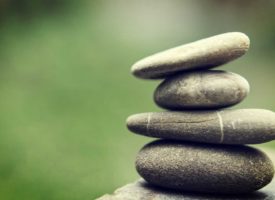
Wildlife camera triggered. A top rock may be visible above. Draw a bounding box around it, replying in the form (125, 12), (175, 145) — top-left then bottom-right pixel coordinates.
(131, 32), (250, 79)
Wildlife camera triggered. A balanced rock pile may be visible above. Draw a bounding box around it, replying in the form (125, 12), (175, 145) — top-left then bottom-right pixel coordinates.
(127, 32), (275, 195)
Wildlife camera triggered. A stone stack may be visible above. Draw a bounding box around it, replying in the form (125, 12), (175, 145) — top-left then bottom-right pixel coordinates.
(126, 32), (275, 195)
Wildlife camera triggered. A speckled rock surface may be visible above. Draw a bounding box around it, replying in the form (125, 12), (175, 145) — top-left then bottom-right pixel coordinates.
(127, 109), (275, 144)
(154, 70), (249, 110)
(135, 140), (274, 195)
(131, 32), (250, 79)
(97, 178), (275, 200)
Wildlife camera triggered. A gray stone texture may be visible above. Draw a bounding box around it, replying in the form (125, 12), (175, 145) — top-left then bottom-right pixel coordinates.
(135, 140), (274, 195)
(97, 150), (275, 199)
(154, 70), (249, 110)
(131, 32), (249, 79)
(97, 178), (275, 200)
(126, 109), (275, 144)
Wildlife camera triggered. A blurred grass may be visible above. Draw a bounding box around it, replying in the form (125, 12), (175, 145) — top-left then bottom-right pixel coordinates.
(0, 1), (274, 199)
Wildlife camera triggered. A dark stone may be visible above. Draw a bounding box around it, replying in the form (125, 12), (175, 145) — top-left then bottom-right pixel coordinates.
(126, 109), (275, 144)
(135, 140), (274, 195)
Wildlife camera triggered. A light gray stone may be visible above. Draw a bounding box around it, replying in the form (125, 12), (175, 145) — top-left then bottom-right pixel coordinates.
(131, 32), (250, 79)
(97, 178), (275, 200)
(126, 109), (275, 144)
(135, 140), (274, 195)
(154, 70), (249, 110)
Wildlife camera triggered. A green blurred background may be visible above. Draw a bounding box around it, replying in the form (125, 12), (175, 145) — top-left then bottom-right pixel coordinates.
(0, 0), (275, 199)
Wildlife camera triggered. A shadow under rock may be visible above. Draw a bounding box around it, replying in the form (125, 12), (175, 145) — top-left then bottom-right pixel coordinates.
(140, 180), (275, 200)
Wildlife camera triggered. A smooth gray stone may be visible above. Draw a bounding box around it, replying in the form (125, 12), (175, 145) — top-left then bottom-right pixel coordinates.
(126, 109), (275, 144)
(97, 178), (275, 200)
(131, 32), (250, 79)
(154, 70), (250, 110)
(135, 140), (274, 195)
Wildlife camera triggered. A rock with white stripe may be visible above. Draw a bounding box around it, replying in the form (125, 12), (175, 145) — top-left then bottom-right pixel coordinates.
(154, 70), (249, 110)
(126, 109), (275, 144)
(135, 140), (274, 195)
(131, 32), (250, 79)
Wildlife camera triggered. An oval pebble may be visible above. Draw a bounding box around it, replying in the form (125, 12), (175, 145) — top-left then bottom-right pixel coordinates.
(136, 140), (274, 194)
(131, 32), (250, 79)
(127, 109), (275, 144)
(154, 70), (249, 110)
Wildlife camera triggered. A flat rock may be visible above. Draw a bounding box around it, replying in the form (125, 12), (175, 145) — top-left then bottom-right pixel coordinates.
(97, 178), (275, 200)
(127, 109), (275, 144)
(131, 32), (250, 79)
(154, 70), (249, 110)
(135, 140), (274, 195)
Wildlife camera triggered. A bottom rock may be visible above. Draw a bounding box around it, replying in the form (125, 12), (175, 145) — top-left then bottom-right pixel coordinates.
(136, 140), (274, 194)
(97, 178), (275, 200)
(97, 150), (275, 200)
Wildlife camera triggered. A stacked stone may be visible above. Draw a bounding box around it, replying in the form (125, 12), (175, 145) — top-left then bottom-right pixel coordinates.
(126, 32), (275, 195)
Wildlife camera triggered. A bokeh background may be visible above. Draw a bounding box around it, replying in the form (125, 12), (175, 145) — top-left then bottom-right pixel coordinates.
(0, 0), (275, 199)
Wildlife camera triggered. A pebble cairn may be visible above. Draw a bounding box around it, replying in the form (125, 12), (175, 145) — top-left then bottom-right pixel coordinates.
(127, 32), (275, 195)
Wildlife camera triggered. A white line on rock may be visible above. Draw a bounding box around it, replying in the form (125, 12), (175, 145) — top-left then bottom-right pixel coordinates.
(217, 111), (224, 143)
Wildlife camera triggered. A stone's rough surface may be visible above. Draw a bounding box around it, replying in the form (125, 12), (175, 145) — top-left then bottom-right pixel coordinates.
(97, 178), (275, 200)
(126, 109), (275, 144)
(154, 70), (250, 110)
(135, 140), (274, 195)
(98, 150), (275, 199)
(131, 32), (250, 79)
